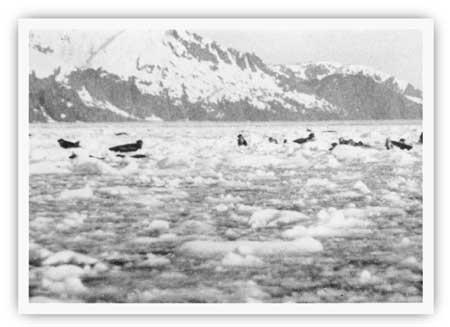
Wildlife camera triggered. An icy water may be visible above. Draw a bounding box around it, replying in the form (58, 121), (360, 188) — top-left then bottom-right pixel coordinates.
(28, 121), (423, 303)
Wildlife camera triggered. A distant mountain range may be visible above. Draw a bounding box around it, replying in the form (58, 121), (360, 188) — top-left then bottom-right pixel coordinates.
(29, 29), (422, 122)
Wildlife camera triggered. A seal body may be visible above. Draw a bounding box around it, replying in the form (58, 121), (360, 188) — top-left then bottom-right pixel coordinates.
(237, 134), (248, 146)
(57, 138), (80, 149)
(109, 140), (143, 152)
(293, 132), (315, 145)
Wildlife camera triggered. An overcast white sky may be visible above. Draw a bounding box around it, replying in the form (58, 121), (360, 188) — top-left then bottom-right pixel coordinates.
(196, 29), (422, 88)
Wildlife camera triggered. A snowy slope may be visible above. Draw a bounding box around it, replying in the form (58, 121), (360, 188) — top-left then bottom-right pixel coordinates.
(273, 62), (422, 97)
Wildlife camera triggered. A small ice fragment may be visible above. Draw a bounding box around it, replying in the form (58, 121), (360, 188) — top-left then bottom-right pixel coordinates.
(59, 185), (93, 199)
(214, 204), (228, 212)
(43, 264), (85, 281)
(138, 253), (171, 268)
(359, 270), (378, 284)
(221, 252), (263, 267)
(42, 250), (98, 266)
(148, 219), (170, 233)
(353, 180), (371, 194)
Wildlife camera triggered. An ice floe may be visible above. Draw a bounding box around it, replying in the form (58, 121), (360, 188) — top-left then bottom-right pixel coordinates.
(147, 219), (170, 234)
(59, 185), (94, 200)
(179, 237), (323, 259)
(248, 209), (309, 229)
(353, 180), (371, 194)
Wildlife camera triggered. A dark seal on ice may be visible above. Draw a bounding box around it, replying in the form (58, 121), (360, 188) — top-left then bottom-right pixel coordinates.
(58, 138), (80, 149)
(338, 137), (370, 148)
(293, 132), (315, 144)
(130, 154), (147, 159)
(109, 140), (143, 152)
(237, 134), (248, 146)
(385, 137), (413, 150)
(268, 137), (278, 144)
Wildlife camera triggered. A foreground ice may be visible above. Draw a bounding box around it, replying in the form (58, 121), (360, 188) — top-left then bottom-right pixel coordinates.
(29, 120), (423, 303)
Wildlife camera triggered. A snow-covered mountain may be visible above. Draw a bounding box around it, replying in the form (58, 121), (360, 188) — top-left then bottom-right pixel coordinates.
(273, 62), (422, 102)
(29, 29), (422, 122)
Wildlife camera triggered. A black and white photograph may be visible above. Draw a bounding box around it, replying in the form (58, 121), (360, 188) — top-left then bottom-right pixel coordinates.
(18, 19), (434, 314)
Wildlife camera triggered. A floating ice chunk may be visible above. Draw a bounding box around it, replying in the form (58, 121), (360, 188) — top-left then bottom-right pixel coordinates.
(152, 177), (166, 187)
(221, 252), (263, 267)
(399, 237), (411, 247)
(353, 180), (371, 194)
(281, 207), (372, 238)
(29, 244), (53, 264)
(42, 250), (98, 266)
(42, 275), (88, 295)
(249, 169), (276, 180)
(70, 160), (113, 175)
(236, 280), (270, 303)
(325, 155), (341, 168)
(56, 212), (87, 230)
(236, 204), (263, 215)
(224, 228), (239, 240)
(132, 195), (164, 207)
(333, 191), (364, 199)
(214, 204), (229, 212)
(179, 237), (323, 259)
(359, 270), (379, 284)
(64, 276), (89, 294)
(333, 145), (378, 162)
(387, 177), (406, 190)
(129, 286), (223, 303)
(227, 154), (284, 168)
(98, 186), (137, 196)
(400, 256), (419, 268)
(147, 220), (170, 233)
(93, 262), (109, 273)
(316, 155), (341, 169)
(30, 161), (71, 175)
(133, 233), (178, 245)
(178, 220), (214, 236)
(390, 150), (418, 166)
(43, 264), (85, 281)
(318, 207), (370, 228)
(381, 191), (404, 205)
(158, 233), (178, 242)
(157, 156), (191, 169)
(249, 209), (308, 229)
(59, 185), (93, 200)
(138, 253), (171, 268)
(281, 225), (309, 239)
(305, 178), (337, 190)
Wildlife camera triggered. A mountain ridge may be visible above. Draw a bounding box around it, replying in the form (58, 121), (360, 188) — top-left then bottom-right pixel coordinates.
(29, 29), (422, 122)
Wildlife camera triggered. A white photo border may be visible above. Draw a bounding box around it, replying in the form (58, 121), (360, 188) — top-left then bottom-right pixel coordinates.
(17, 18), (434, 315)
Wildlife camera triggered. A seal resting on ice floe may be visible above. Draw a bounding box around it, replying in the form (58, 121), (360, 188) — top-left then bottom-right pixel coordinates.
(109, 140), (143, 152)
(130, 154), (147, 159)
(237, 134), (248, 146)
(329, 137), (370, 151)
(418, 132), (423, 144)
(89, 155), (106, 160)
(57, 138), (80, 149)
(293, 132), (315, 144)
(385, 137), (413, 150)
(338, 137), (370, 148)
(268, 137), (278, 144)
(329, 142), (338, 151)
